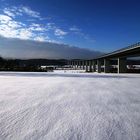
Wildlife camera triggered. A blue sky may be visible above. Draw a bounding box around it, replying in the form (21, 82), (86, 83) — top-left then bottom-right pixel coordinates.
(0, 0), (140, 59)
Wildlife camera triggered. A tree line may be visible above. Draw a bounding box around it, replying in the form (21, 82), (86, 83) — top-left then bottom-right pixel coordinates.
(0, 56), (67, 72)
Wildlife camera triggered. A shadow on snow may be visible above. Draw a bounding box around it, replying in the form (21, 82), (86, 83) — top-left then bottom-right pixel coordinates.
(0, 72), (134, 79)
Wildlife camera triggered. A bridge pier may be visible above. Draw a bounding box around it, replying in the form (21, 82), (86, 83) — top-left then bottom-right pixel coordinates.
(76, 61), (78, 69)
(89, 60), (92, 72)
(70, 61), (72, 68)
(104, 59), (110, 73)
(74, 61), (76, 70)
(97, 59), (102, 73)
(85, 60), (88, 72)
(70, 61), (71, 67)
(67, 60), (69, 66)
(83, 61), (86, 70)
(87, 60), (90, 72)
(78, 61), (79, 69)
(80, 61), (82, 69)
(79, 61), (81, 69)
(72, 61), (74, 69)
(92, 60), (96, 72)
(118, 57), (127, 73)
(78, 61), (80, 69)
(89, 60), (95, 72)
(73, 61), (75, 69)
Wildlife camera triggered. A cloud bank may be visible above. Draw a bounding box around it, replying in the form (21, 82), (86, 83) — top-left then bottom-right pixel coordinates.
(0, 36), (102, 59)
(0, 5), (95, 43)
(0, 5), (68, 42)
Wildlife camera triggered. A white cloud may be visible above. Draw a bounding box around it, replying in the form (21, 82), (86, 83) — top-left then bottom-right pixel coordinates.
(0, 14), (20, 38)
(0, 6), (69, 41)
(0, 14), (47, 41)
(54, 29), (67, 37)
(0, 25), (18, 38)
(18, 29), (33, 40)
(0, 14), (12, 23)
(2, 6), (41, 19)
(19, 6), (41, 18)
(11, 7), (23, 16)
(0, 6), (94, 43)
(70, 25), (95, 42)
(29, 23), (46, 32)
(3, 8), (15, 18)
(69, 26), (81, 32)
(34, 37), (45, 42)
(7, 20), (23, 28)
(47, 23), (55, 29)
(34, 36), (49, 42)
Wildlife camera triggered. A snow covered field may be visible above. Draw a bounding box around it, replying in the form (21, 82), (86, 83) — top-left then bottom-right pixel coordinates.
(0, 71), (140, 140)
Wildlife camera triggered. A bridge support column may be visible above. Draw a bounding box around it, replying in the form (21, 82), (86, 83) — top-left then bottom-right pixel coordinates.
(69, 60), (71, 66)
(79, 61), (81, 69)
(70, 61), (72, 66)
(72, 61), (74, 69)
(85, 60), (88, 72)
(67, 60), (69, 66)
(77, 61), (79, 69)
(91, 60), (96, 72)
(70, 61), (72, 67)
(78, 61), (81, 69)
(80, 61), (82, 69)
(104, 59), (110, 73)
(89, 60), (92, 72)
(97, 59), (102, 73)
(82, 61), (85, 70)
(73, 61), (75, 69)
(118, 57), (127, 73)
(68, 60), (70, 67)
(87, 60), (90, 72)
(76, 61), (78, 69)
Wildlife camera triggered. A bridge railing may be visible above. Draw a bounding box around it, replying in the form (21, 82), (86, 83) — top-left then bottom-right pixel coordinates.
(98, 42), (140, 58)
(115, 42), (140, 53)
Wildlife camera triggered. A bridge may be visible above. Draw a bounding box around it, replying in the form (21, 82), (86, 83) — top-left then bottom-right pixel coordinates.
(68, 42), (140, 73)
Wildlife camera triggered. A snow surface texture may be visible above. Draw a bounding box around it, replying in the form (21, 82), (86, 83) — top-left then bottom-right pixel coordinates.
(0, 71), (140, 140)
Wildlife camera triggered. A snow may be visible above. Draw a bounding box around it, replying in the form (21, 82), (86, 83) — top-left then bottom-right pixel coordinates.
(0, 71), (140, 140)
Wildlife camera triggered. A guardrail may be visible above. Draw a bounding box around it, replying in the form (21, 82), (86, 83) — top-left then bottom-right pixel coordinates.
(97, 42), (140, 59)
